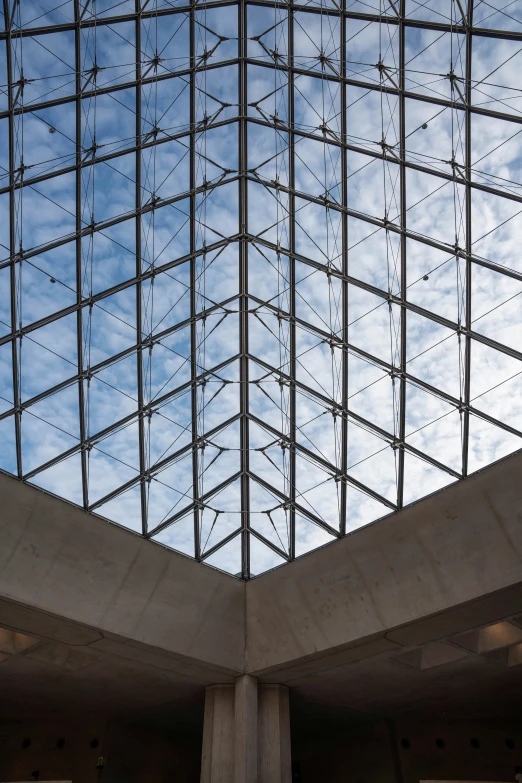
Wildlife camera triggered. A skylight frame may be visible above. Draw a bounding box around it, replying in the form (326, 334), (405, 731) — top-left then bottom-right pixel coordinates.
(1, 0), (522, 577)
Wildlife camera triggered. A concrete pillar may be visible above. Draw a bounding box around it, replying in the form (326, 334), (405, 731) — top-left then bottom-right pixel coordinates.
(200, 684), (235, 783)
(258, 684), (291, 783)
(200, 678), (291, 783)
(234, 675), (258, 782)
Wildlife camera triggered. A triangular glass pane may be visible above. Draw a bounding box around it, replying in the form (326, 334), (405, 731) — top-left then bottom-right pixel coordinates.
(250, 534), (287, 577)
(21, 244), (76, 328)
(148, 391), (192, 468)
(347, 422), (398, 504)
(31, 453), (84, 506)
(405, 384), (463, 474)
(407, 312), (462, 400)
(96, 482), (143, 534)
(470, 341), (522, 433)
(87, 421), (141, 504)
(249, 420), (288, 497)
(146, 453), (194, 532)
(295, 513), (336, 558)
(348, 354), (396, 436)
(22, 384), (80, 475)
(345, 484), (391, 533)
(200, 478), (242, 555)
(21, 315), (77, 401)
(86, 354), (139, 436)
(295, 453), (340, 530)
(0, 343), (13, 416)
(89, 287), (137, 365)
(152, 512), (195, 559)
(200, 421), (241, 495)
(250, 479), (290, 554)
(403, 451), (456, 506)
(205, 533), (242, 577)
(0, 415), (17, 475)
(468, 415), (522, 475)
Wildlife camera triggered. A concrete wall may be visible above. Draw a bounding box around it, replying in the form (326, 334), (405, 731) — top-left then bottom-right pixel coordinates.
(0, 719), (201, 783)
(292, 719), (397, 783)
(4, 450), (522, 682)
(0, 719), (107, 783)
(101, 721), (201, 783)
(291, 719), (522, 783)
(3, 717), (521, 783)
(246, 451), (522, 676)
(394, 719), (522, 783)
(0, 474), (244, 676)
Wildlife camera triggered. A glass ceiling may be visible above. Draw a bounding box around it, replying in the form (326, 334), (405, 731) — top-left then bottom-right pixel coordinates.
(1, 0), (522, 578)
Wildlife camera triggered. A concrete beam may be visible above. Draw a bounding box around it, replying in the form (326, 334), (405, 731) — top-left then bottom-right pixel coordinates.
(246, 451), (522, 676)
(0, 473), (245, 676)
(3, 449), (522, 688)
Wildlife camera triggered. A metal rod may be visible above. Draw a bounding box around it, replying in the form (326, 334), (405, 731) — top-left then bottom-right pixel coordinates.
(238, 0), (250, 578)
(287, 0), (296, 559)
(190, 0), (201, 561)
(135, 0), (148, 535)
(4, 0), (22, 478)
(397, 0), (407, 509)
(461, 0), (475, 479)
(340, 0), (348, 536)
(3, 3), (522, 42)
(74, 0), (89, 509)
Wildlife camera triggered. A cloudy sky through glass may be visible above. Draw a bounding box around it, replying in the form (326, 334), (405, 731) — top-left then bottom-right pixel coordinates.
(1, 0), (521, 577)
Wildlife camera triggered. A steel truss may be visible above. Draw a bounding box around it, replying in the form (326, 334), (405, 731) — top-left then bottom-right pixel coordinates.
(1, 0), (522, 577)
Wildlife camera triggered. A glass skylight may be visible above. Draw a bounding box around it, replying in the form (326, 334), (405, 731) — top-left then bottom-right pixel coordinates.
(1, 0), (521, 577)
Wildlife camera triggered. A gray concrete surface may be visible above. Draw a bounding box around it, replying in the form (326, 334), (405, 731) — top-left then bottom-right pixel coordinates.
(246, 450), (522, 676)
(0, 474), (244, 676)
(200, 678), (291, 783)
(3, 456), (522, 782)
(1, 450), (522, 688)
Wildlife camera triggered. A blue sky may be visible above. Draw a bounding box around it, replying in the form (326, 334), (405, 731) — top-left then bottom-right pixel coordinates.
(1, 0), (522, 576)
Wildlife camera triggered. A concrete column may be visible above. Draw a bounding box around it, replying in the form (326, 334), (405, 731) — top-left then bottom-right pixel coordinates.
(200, 678), (291, 783)
(258, 684), (291, 783)
(200, 684), (235, 783)
(234, 675), (258, 782)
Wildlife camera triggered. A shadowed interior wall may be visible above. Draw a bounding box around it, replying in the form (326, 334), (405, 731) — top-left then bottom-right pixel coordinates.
(291, 719), (522, 783)
(3, 717), (522, 783)
(291, 719), (397, 783)
(0, 719), (202, 783)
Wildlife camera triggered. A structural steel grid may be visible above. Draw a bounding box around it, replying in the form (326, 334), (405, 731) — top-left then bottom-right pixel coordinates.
(1, 0), (522, 578)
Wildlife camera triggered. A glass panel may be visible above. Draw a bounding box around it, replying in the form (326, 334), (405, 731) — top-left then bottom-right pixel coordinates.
(1, 0), (519, 576)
